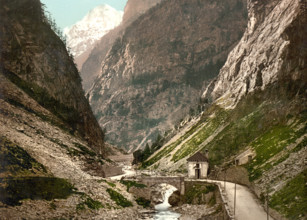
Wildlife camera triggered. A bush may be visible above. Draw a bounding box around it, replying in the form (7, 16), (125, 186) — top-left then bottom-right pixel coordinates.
(133, 135), (165, 166)
(0, 136), (47, 175)
(183, 183), (217, 205)
(120, 180), (146, 192)
(0, 177), (74, 206)
(106, 188), (133, 207)
(76, 196), (104, 211)
(136, 197), (151, 208)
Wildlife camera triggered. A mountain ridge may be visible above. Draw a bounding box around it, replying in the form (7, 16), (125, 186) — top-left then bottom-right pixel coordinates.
(64, 4), (123, 69)
(80, 0), (163, 91)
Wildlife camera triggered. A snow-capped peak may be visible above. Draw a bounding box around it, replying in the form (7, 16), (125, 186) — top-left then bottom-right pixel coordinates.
(64, 4), (123, 57)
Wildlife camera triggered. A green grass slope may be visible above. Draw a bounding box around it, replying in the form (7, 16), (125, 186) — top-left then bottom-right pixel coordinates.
(142, 82), (306, 219)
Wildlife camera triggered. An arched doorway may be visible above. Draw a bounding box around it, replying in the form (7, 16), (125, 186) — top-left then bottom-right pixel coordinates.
(195, 163), (200, 179)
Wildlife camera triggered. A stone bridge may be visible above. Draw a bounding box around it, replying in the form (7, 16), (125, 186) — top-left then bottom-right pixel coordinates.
(136, 176), (185, 195)
(125, 176), (232, 219)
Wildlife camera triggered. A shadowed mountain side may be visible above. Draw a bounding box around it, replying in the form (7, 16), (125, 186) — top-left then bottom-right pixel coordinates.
(0, 0), (105, 153)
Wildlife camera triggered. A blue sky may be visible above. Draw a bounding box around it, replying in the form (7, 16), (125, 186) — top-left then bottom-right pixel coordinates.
(41, 0), (127, 30)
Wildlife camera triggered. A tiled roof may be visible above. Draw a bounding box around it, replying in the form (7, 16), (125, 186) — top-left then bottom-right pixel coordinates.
(187, 151), (208, 162)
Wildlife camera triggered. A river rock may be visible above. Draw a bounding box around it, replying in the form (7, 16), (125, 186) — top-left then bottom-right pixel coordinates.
(168, 190), (181, 206)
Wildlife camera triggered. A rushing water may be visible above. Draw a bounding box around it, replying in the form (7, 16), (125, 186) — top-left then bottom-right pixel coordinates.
(109, 168), (181, 219)
(153, 185), (181, 220)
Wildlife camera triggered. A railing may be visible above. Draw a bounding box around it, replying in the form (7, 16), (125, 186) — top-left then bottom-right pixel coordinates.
(215, 181), (234, 220)
(185, 179), (233, 220)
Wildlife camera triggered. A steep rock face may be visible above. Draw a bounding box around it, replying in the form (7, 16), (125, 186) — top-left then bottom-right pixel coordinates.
(202, 0), (307, 108)
(88, 0), (248, 151)
(64, 5), (123, 69)
(0, 0), (139, 218)
(122, 0), (163, 23)
(0, 73), (130, 217)
(0, 1), (135, 217)
(0, 0), (105, 153)
(80, 0), (163, 91)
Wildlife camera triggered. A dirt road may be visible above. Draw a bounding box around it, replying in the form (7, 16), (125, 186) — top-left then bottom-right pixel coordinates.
(190, 179), (274, 220)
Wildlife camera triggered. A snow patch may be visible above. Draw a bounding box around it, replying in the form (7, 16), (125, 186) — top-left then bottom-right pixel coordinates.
(64, 4), (123, 57)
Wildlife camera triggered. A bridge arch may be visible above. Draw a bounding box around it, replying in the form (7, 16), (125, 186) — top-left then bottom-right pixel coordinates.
(136, 176), (185, 195)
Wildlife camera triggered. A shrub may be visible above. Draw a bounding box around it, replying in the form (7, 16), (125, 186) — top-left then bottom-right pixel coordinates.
(106, 188), (133, 207)
(183, 183), (217, 205)
(136, 197), (151, 208)
(0, 177), (74, 206)
(120, 180), (146, 192)
(0, 136), (47, 175)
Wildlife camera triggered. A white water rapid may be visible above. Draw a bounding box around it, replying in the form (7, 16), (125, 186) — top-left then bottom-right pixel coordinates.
(154, 184), (181, 220)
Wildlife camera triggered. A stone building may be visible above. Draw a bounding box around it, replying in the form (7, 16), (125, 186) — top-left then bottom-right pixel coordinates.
(187, 151), (209, 179)
(234, 149), (255, 165)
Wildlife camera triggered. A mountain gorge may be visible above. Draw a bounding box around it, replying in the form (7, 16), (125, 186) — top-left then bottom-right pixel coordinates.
(0, 0), (306, 219)
(87, 0), (248, 151)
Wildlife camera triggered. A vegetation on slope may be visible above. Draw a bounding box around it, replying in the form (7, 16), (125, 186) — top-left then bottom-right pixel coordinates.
(0, 136), (76, 206)
(106, 188), (133, 207)
(133, 134), (165, 165)
(2, 70), (80, 134)
(0, 177), (75, 206)
(144, 82), (306, 180)
(141, 116), (211, 168)
(136, 197), (151, 208)
(120, 180), (147, 192)
(183, 183), (217, 205)
(0, 136), (47, 176)
(246, 122), (305, 181)
(76, 193), (104, 211)
(270, 169), (307, 219)
(172, 109), (229, 162)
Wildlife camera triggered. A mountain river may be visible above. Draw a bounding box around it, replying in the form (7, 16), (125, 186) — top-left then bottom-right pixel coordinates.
(153, 185), (181, 220)
(110, 166), (181, 219)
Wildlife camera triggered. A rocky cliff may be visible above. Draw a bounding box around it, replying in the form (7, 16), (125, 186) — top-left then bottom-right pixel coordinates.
(122, 0), (163, 24)
(87, 0), (248, 151)
(202, 0), (307, 108)
(0, 0), (105, 153)
(0, 0), (140, 218)
(80, 0), (162, 91)
(142, 0), (306, 219)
